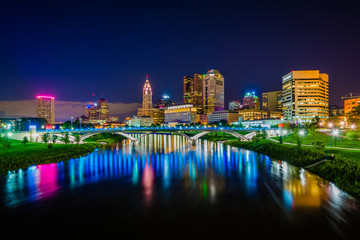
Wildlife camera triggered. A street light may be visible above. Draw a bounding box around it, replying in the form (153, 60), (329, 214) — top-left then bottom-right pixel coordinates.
(299, 130), (305, 136)
(351, 124), (356, 130)
(328, 123), (333, 129)
(71, 116), (74, 130)
(333, 129), (339, 147)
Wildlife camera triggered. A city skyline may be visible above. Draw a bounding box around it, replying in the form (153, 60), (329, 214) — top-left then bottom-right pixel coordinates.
(1, 1), (359, 107)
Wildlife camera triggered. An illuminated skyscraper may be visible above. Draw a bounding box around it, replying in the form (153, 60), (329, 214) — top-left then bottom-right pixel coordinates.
(85, 103), (97, 120)
(282, 70), (329, 122)
(138, 75), (155, 117)
(202, 69), (224, 114)
(97, 98), (109, 121)
(242, 92), (260, 110)
(183, 73), (203, 112)
(36, 95), (55, 124)
(262, 91), (282, 111)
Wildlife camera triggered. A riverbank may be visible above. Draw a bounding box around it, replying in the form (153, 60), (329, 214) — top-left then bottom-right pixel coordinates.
(0, 140), (99, 173)
(224, 140), (360, 198)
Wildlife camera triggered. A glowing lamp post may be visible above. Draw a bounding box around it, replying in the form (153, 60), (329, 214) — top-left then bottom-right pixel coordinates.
(328, 123), (333, 129)
(333, 129), (339, 147)
(351, 124), (356, 130)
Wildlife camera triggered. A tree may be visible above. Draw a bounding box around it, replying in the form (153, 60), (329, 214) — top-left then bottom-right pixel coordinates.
(293, 127), (303, 148)
(261, 129), (268, 139)
(348, 105), (360, 126)
(61, 132), (71, 145)
(1, 137), (11, 151)
(311, 116), (321, 126)
(52, 134), (58, 144)
(307, 125), (318, 142)
(42, 133), (50, 145)
(22, 136), (29, 146)
(74, 134), (81, 144)
(252, 131), (262, 142)
(346, 131), (359, 146)
(279, 135), (283, 144)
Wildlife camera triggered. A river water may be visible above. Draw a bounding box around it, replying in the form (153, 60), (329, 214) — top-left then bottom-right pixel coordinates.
(1, 134), (360, 239)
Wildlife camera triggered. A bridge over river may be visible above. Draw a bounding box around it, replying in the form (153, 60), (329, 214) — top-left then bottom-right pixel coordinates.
(10, 126), (280, 143)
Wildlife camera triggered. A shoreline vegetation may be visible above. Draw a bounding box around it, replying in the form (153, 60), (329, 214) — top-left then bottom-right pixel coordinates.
(224, 140), (360, 198)
(0, 140), (99, 173)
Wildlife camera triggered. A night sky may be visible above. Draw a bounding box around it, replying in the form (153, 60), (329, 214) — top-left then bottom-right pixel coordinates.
(1, 0), (360, 107)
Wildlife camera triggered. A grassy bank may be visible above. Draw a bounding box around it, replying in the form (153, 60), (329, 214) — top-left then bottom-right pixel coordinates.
(273, 132), (360, 149)
(0, 140), (99, 173)
(224, 140), (360, 198)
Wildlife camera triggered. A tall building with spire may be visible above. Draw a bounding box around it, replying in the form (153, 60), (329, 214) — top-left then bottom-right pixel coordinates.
(202, 69), (224, 114)
(138, 75), (155, 117)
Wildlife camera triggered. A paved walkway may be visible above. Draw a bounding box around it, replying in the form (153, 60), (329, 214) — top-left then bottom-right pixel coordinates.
(268, 138), (360, 151)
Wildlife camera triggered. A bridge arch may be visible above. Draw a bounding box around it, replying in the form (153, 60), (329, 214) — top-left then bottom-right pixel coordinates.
(177, 130), (251, 142)
(71, 131), (153, 142)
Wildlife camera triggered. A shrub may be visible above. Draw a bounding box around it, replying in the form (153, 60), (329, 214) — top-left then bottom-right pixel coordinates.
(224, 140), (360, 198)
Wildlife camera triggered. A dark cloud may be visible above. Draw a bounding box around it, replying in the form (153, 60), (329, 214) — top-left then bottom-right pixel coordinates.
(0, 100), (140, 122)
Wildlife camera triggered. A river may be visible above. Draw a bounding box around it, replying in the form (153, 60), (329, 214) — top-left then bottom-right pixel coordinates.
(1, 134), (360, 239)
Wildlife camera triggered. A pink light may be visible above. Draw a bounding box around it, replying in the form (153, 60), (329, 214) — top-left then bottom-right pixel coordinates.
(36, 95), (55, 99)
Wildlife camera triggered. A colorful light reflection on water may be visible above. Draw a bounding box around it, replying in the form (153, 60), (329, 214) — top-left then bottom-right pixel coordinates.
(1, 134), (360, 237)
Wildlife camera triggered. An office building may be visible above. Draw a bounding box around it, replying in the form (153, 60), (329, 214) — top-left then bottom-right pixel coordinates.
(85, 103), (97, 120)
(229, 101), (242, 111)
(127, 116), (154, 127)
(242, 92), (260, 110)
(138, 75), (155, 117)
(329, 105), (344, 117)
(152, 108), (165, 124)
(202, 69), (224, 114)
(282, 70), (329, 122)
(36, 95), (55, 124)
(197, 114), (208, 124)
(157, 95), (174, 109)
(238, 109), (268, 121)
(262, 90), (282, 111)
(164, 104), (197, 124)
(208, 110), (239, 124)
(97, 98), (109, 121)
(237, 119), (286, 129)
(183, 73), (203, 113)
(344, 98), (360, 115)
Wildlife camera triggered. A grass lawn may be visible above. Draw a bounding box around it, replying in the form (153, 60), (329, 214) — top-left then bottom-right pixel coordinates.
(325, 149), (360, 162)
(0, 139), (71, 155)
(274, 132), (360, 149)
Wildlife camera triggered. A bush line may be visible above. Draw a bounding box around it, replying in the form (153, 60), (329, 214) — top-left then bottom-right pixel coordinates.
(0, 143), (99, 173)
(224, 140), (360, 198)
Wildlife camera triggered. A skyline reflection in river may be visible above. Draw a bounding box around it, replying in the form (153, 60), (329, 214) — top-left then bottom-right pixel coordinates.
(1, 134), (360, 238)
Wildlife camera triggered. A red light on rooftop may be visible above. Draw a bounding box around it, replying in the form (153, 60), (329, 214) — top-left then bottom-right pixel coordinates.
(36, 95), (55, 99)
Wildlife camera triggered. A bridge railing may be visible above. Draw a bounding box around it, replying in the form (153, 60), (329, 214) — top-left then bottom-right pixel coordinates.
(36, 126), (279, 133)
